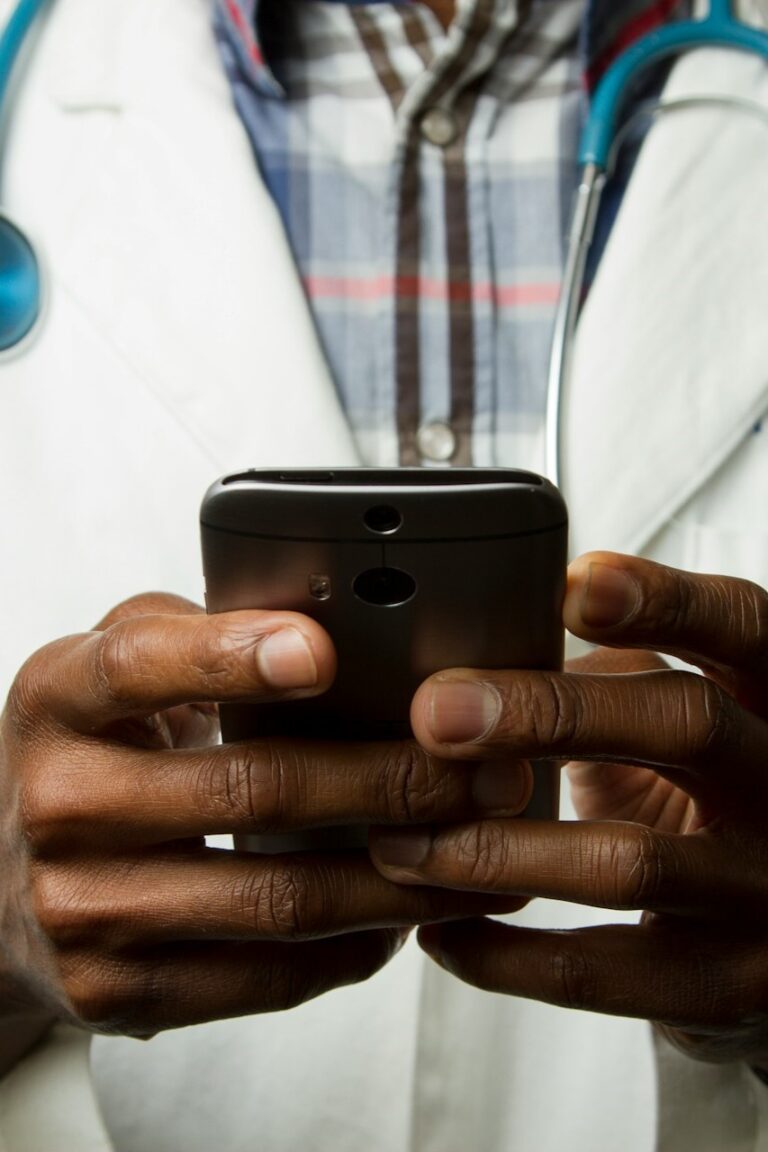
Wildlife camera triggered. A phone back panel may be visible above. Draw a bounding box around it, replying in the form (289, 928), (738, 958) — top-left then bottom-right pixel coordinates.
(201, 470), (568, 846)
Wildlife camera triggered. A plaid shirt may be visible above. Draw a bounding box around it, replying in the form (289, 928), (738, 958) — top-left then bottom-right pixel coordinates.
(214, 0), (689, 469)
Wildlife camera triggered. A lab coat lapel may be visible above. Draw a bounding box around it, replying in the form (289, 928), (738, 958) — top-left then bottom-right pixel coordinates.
(564, 47), (768, 560)
(43, 0), (360, 471)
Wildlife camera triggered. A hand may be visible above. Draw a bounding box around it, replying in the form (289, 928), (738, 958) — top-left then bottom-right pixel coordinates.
(0, 593), (528, 1041)
(370, 553), (768, 1068)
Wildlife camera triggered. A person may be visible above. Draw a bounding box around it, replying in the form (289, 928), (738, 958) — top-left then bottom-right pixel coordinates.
(1, 0), (768, 1148)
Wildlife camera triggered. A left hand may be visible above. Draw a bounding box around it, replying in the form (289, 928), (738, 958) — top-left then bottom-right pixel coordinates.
(369, 552), (768, 1067)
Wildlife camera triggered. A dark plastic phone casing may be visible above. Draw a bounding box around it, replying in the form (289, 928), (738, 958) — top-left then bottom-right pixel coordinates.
(201, 469), (568, 852)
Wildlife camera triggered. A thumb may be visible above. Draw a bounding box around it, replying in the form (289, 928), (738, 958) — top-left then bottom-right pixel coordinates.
(94, 592), (204, 631)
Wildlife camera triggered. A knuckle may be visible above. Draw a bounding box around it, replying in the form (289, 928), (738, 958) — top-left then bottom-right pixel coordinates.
(6, 666), (42, 733)
(608, 828), (666, 910)
(509, 674), (582, 753)
(6, 643), (69, 734)
(93, 623), (141, 710)
(205, 618), (265, 692)
(33, 865), (85, 943)
(199, 742), (296, 833)
(452, 822), (511, 890)
(33, 861), (137, 947)
(550, 939), (599, 1012)
(679, 674), (737, 767)
(727, 578), (768, 672)
(61, 952), (162, 1037)
(381, 743), (441, 823)
(22, 769), (79, 857)
(646, 569), (693, 635)
(232, 863), (316, 940)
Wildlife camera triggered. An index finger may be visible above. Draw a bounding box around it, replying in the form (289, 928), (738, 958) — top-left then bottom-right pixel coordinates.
(22, 611), (336, 732)
(564, 552), (768, 706)
(409, 667), (768, 812)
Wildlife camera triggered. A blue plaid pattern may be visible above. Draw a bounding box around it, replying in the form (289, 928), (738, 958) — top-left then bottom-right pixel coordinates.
(214, 0), (689, 469)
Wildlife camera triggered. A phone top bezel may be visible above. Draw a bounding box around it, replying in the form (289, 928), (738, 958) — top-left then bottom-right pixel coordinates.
(201, 468), (568, 543)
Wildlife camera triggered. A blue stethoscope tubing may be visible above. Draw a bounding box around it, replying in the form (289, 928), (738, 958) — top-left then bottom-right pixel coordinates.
(546, 0), (768, 488)
(0, 0), (49, 356)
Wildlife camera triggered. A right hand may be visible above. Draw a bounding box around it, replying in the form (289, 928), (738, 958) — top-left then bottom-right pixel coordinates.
(0, 594), (530, 1039)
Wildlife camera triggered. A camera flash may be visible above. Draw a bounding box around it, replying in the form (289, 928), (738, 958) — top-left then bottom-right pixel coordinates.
(309, 574), (332, 601)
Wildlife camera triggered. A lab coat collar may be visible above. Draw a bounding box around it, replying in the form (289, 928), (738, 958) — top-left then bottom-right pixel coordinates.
(44, 0), (135, 111)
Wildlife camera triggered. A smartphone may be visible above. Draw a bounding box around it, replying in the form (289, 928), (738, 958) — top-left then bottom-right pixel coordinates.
(200, 468), (568, 852)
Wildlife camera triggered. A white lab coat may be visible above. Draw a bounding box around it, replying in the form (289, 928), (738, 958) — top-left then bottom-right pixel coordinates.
(1, 0), (767, 1149)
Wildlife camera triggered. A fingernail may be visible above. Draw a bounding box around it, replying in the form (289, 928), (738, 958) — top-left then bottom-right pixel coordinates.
(581, 563), (640, 628)
(257, 628), (318, 689)
(429, 681), (501, 744)
(373, 828), (431, 870)
(472, 761), (530, 814)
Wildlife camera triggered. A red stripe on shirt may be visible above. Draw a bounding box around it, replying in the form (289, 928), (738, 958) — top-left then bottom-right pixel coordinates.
(304, 275), (561, 308)
(586, 0), (682, 91)
(223, 0), (264, 66)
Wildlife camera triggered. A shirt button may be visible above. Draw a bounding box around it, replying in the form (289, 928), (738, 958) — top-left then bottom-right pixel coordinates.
(417, 421), (457, 463)
(420, 107), (459, 148)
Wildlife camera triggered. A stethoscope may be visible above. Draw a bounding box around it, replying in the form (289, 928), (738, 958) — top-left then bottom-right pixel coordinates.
(0, 0), (46, 357)
(546, 0), (768, 486)
(2, 0), (768, 479)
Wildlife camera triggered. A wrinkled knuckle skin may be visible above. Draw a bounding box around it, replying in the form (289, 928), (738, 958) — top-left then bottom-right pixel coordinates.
(550, 941), (599, 1012)
(93, 624), (142, 712)
(22, 768), (78, 859)
(511, 674), (582, 754)
(197, 742), (300, 833)
(613, 828), (666, 911)
(453, 822), (511, 891)
(737, 580), (768, 672)
(33, 866), (88, 946)
(260, 742), (300, 831)
(200, 745), (274, 832)
(208, 619), (269, 692)
(382, 743), (443, 824)
(682, 674), (737, 768)
(649, 572), (691, 635)
(703, 576), (768, 675)
(6, 646), (63, 736)
(33, 864), (130, 949)
(233, 864), (317, 940)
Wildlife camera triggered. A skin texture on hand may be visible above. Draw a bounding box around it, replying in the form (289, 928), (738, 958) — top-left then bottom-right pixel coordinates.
(370, 553), (768, 1069)
(0, 593), (529, 1054)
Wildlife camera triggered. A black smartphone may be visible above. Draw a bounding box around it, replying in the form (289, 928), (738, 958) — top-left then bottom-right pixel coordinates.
(200, 468), (568, 852)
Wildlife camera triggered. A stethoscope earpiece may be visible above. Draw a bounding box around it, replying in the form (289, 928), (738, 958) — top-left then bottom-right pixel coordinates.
(0, 214), (41, 352)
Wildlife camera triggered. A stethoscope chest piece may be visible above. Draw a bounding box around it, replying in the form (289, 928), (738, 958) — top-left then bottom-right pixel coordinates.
(0, 212), (41, 354)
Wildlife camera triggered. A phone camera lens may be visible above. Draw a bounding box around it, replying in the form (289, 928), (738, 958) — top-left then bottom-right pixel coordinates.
(364, 505), (402, 535)
(354, 567), (416, 607)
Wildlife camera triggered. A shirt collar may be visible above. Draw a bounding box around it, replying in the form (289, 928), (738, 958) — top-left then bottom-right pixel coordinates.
(215, 0), (278, 94)
(216, 0), (691, 97)
(582, 0), (692, 90)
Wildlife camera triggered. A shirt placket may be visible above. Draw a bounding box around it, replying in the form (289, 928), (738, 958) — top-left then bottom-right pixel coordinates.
(379, 0), (521, 466)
